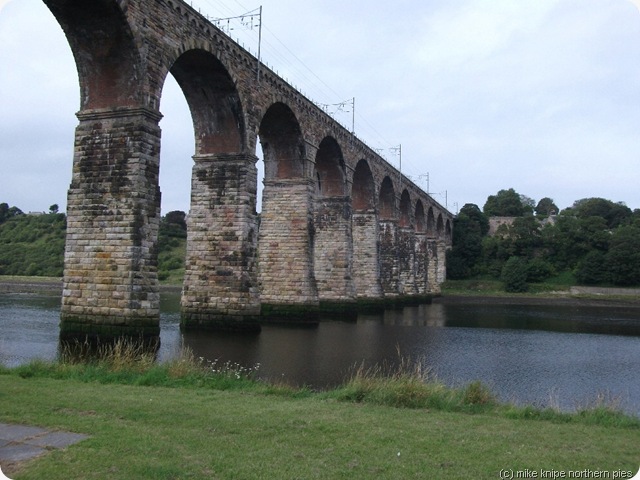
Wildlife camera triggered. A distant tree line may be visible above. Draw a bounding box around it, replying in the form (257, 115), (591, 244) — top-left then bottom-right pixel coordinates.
(0, 203), (187, 279)
(447, 189), (640, 292)
(0, 203), (66, 277)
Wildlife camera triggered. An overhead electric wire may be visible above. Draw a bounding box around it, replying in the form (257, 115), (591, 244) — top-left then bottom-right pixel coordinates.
(188, 0), (425, 184)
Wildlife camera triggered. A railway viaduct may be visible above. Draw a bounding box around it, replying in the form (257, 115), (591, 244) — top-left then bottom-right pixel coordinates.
(42, 0), (453, 339)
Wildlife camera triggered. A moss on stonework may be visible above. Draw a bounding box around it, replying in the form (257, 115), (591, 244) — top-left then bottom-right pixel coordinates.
(59, 316), (160, 345)
(317, 301), (359, 320)
(259, 304), (320, 324)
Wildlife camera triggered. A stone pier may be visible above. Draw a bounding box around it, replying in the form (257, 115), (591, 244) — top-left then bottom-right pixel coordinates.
(181, 153), (261, 332)
(60, 107), (162, 341)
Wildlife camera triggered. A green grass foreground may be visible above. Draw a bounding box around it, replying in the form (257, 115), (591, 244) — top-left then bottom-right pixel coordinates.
(0, 344), (638, 479)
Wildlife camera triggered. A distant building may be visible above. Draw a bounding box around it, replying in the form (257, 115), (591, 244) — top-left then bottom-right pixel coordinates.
(488, 217), (517, 236)
(488, 215), (558, 237)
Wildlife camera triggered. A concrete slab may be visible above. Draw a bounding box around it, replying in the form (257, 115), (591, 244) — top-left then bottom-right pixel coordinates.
(0, 424), (47, 443)
(24, 431), (89, 449)
(0, 443), (46, 463)
(0, 422), (89, 474)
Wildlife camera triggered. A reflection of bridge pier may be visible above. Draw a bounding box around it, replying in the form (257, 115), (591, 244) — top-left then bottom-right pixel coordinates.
(43, 0), (452, 340)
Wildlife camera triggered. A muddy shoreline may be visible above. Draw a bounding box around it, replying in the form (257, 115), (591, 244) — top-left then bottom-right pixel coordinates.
(1, 277), (639, 309)
(434, 293), (640, 309)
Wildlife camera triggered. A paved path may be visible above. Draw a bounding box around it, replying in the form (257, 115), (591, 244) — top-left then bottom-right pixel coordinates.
(0, 423), (88, 477)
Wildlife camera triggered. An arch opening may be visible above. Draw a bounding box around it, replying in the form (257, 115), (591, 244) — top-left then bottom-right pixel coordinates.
(427, 207), (436, 236)
(314, 137), (346, 197)
(399, 190), (412, 228)
(259, 103), (305, 180)
(44, 0), (140, 110)
(169, 49), (244, 155)
(352, 160), (376, 212)
(379, 177), (396, 221)
(415, 200), (426, 233)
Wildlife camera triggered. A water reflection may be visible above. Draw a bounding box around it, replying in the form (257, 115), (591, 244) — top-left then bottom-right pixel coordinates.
(1, 292), (639, 415)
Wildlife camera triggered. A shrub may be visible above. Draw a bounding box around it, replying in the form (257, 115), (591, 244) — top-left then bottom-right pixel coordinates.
(575, 251), (608, 285)
(526, 258), (555, 283)
(501, 256), (529, 293)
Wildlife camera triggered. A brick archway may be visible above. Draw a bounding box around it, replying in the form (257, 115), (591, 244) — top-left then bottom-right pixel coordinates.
(313, 137), (354, 305)
(258, 102), (318, 318)
(44, 0), (141, 110)
(260, 102), (306, 180)
(169, 49), (245, 155)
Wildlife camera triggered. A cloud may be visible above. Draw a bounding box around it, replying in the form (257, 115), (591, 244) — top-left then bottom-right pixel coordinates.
(0, 0), (14, 14)
(1, 0), (640, 214)
(414, 1), (558, 71)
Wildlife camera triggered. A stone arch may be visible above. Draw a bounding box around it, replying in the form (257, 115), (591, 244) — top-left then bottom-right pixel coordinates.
(427, 207), (436, 236)
(312, 137), (354, 304)
(397, 190), (415, 293)
(258, 102), (317, 315)
(44, 0), (141, 110)
(379, 177), (396, 221)
(315, 137), (346, 197)
(445, 219), (453, 243)
(168, 49), (245, 155)
(352, 160), (376, 212)
(259, 102), (306, 180)
(415, 200), (426, 233)
(351, 159), (381, 299)
(436, 214), (445, 238)
(175, 48), (260, 331)
(399, 190), (412, 228)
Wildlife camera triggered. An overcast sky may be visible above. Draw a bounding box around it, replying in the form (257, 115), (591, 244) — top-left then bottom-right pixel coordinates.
(1, 0), (639, 215)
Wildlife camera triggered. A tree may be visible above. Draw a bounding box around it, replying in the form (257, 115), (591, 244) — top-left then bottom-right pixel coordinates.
(501, 256), (529, 293)
(526, 258), (554, 283)
(566, 198), (632, 229)
(164, 210), (187, 231)
(605, 226), (640, 286)
(483, 188), (533, 217)
(509, 216), (543, 258)
(0, 203), (23, 224)
(541, 215), (609, 271)
(49, 204), (59, 214)
(575, 251), (608, 285)
(535, 197), (558, 216)
(446, 204), (488, 279)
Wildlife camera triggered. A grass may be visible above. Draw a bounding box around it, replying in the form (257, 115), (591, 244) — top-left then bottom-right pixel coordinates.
(442, 277), (577, 296)
(0, 341), (638, 479)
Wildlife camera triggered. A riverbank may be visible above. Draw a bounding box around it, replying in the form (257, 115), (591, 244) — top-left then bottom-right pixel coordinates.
(0, 351), (637, 479)
(440, 279), (640, 308)
(2, 276), (640, 309)
(435, 293), (640, 308)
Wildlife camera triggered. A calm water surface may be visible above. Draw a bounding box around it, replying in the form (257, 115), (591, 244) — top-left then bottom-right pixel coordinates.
(1, 292), (639, 415)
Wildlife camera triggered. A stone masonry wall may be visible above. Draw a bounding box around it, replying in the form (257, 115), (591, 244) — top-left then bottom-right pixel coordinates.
(258, 179), (318, 316)
(426, 239), (440, 294)
(351, 212), (382, 298)
(181, 153), (261, 331)
(398, 228), (417, 295)
(60, 107), (162, 339)
(313, 196), (356, 304)
(414, 233), (428, 295)
(379, 220), (399, 296)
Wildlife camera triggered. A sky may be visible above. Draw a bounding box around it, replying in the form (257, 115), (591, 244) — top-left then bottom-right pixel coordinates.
(1, 0), (640, 215)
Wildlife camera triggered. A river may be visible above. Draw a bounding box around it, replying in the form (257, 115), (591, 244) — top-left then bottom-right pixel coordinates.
(1, 291), (639, 415)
